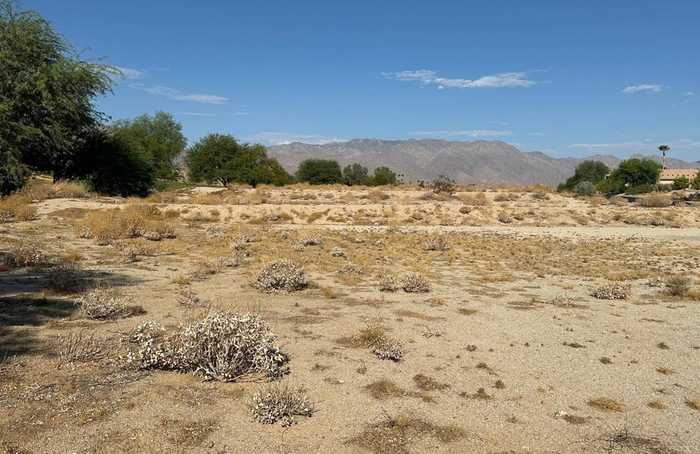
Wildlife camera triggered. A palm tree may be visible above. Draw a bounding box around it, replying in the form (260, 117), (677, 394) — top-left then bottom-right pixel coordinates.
(658, 145), (671, 168)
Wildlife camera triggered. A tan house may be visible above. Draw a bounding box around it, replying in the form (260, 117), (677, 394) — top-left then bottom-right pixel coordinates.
(659, 168), (699, 185)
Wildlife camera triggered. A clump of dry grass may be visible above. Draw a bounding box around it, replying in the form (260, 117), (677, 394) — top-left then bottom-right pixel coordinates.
(77, 205), (174, 244)
(340, 322), (403, 362)
(665, 275), (692, 297)
(0, 194), (36, 223)
(457, 192), (490, 206)
(79, 287), (134, 320)
(127, 311), (289, 382)
(250, 385), (314, 426)
(591, 283), (631, 300)
(253, 260), (308, 293)
(497, 211), (513, 224)
(588, 397), (624, 412)
(686, 399), (700, 410)
(347, 414), (466, 454)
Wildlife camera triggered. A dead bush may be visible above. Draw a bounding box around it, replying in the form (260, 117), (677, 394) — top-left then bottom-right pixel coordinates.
(665, 275), (692, 297)
(78, 205), (172, 244)
(45, 263), (86, 293)
(400, 272), (431, 293)
(3, 241), (48, 268)
(457, 192), (490, 206)
(55, 331), (104, 363)
(423, 236), (449, 251)
(639, 194), (673, 208)
(341, 322), (403, 362)
(591, 283), (631, 300)
(254, 260), (308, 292)
(497, 212), (513, 224)
(250, 385), (314, 426)
(127, 311), (289, 382)
(79, 287), (133, 319)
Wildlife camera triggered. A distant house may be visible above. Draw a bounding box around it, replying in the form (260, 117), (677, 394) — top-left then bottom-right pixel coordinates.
(659, 168), (699, 185)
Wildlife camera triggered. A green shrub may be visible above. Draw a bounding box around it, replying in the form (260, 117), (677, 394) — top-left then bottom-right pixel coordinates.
(672, 176), (690, 190)
(573, 180), (596, 196)
(296, 159), (342, 184)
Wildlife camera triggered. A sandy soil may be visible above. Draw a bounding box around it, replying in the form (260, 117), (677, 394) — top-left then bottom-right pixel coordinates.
(1, 185), (699, 453)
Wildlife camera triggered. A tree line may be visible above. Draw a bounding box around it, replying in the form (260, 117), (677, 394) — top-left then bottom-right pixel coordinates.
(0, 1), (398, 196)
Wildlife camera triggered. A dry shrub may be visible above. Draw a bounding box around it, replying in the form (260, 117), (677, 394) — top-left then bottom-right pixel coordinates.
(665, 275), (692, 297)
(457, 192), (490, 206)
(497, 211), (513, 224)
(400, 272), (431, 293)
(591, 283), (631, 300)
(55, 331), (104, 363)
(367, 190), (390, 202)
(50, 180), (90, 198)
(3, 240), (48, 267)
(79, 287), (133, 319)
(413, 374), (450, 391)
(254, 260), (308, 292)
(45, 263), (86, 293)
(639, 194), (673, 208)
(127, 311), (289, 382)
(250, 385), (314, 426)
(0, 194), (36, 223)
(423, 236), (449, 251)
(494, 192), (519, 202)
(299, 235), (323, 246)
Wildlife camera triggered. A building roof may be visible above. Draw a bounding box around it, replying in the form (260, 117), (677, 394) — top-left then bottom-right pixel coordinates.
(660, 168), (698, 181)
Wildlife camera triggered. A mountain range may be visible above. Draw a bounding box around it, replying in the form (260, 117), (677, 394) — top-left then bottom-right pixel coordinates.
(268, 139), (699, 186)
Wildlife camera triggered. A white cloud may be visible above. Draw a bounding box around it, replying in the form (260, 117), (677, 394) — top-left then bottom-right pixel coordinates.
(245, 132), (342, 146)
(622, 84), (663, 94)
(175, 112), (216, 117)
(685, 91), (695, 96)
(412, 130), (512, 138)
(115, 66), (144, 80)
(129, 84), (229, 104)
(382, 69), (536, 89)
(569, 142), (646, 149)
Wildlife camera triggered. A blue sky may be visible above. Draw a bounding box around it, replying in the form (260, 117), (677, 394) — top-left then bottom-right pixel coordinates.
(26, 0), (700, 160)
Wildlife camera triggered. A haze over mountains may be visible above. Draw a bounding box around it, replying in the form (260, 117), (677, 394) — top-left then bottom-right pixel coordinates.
(269, 139), (699, 186)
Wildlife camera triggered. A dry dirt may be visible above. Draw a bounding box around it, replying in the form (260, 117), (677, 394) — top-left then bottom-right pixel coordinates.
(1, 184), (699, 453)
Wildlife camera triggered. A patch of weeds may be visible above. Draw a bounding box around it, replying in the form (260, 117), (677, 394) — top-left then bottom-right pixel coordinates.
(459, 387), (493, 400)
(599, 357), (613, 365)
(339, 322), (403, 361)
(363, 379), (433, 403)
(647, 400), (666, 410)
(347, 413), (466, 454)
(591, 283), (631, 300)
(413, 374), (450, 391)
(161, 418), (218, 447)
(54, 331), (104, 364)
(588, 397), (624, 412)
(79, 287), (137, 320)
(254, 260), (308, 293)
(686, 399), (700, 410)
(665, 275), (692, 297)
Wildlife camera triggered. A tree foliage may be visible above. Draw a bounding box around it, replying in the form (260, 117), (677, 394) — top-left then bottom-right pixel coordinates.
(68, 129), (155, 197)
(112, 112), (186, 180)
(186, 134), (290, 187)
(370, 166), (398, 186)
(559, 160), (609, 191)
(295, 159), (343, 185)
(0, 0), (115, 181)
(672, 176), (690, 190)
(597, 158), (662, 195)
(342, 163), (369, 186)
(0, 147), (29, 195)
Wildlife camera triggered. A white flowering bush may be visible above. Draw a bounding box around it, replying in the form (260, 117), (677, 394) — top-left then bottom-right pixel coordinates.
(254, 260), (308, 293)
(250, 385), (314, 426)
(378, 274), (401, 292)
(4, 241), (47, 268)
(401, 272), (431, 293)
(79, 287), (132, 319)
(423, 236), (449, 251)
(372, 338), (403, 362)
(299, 235), (322, 247)
(591, 283), (631, 300)
(127, 312), (289, 382)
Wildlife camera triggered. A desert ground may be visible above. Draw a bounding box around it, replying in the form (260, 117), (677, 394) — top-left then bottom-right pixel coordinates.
(1, 182), (699, 454)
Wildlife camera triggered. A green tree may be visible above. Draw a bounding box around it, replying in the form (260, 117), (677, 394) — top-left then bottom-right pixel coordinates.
(611, 158), (662, 187)
(573, 180), (596, 196)
(0, 148), (29, 195)
(69, 129), (154, 197)
(692, 173), (700, 190)
(0, 0), (115, 181)
(186, 134), (290, 187)
(559, 160), (610, 191)
(295, 159), (342, 184)
(672, 176), (690, 190)
(342, 163), (369, 186)
(112, 112), (186, 180)
(370, 166), (398, 186)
